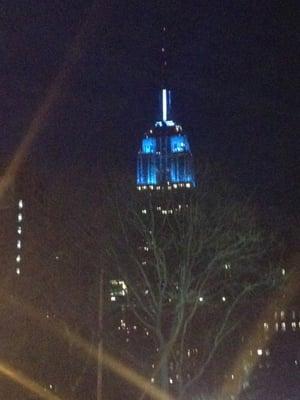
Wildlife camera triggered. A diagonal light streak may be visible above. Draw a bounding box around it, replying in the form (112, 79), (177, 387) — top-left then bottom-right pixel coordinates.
(2, 293), (174, 400)
(0, 361), (66, 400)
(221, 258), (300, 398)
(0, 0), (104, 201)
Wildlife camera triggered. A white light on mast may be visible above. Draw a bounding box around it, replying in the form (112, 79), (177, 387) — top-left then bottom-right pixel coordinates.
(162, 89), (167, 121)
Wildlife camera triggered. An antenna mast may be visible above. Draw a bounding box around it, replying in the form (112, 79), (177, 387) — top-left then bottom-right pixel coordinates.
(160, 26), (171, 122)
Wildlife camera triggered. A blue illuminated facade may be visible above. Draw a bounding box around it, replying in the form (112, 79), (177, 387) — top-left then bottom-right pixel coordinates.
(137, 89), (195, 189)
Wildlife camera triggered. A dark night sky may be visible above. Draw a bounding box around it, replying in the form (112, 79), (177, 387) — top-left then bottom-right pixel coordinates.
(0, 1), (299, 216)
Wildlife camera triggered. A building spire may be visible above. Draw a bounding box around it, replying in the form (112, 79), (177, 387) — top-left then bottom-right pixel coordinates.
(160, 26), (171, 122)
(161, 26), (168, 89)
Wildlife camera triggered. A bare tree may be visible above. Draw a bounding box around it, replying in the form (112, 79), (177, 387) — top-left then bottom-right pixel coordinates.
(104, 172), (279, 399)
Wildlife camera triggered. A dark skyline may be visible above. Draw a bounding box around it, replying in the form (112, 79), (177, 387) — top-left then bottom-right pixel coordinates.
(1, 1), (298, 216)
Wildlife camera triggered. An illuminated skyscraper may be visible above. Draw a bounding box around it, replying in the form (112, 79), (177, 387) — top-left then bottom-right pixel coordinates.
(137, 88), (195, 191)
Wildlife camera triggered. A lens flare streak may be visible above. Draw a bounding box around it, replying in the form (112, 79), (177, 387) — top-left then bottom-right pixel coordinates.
(0, 361), (65, 400)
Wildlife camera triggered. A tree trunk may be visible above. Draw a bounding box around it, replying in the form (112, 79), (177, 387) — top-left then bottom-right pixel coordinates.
(159, 338), (169, 394)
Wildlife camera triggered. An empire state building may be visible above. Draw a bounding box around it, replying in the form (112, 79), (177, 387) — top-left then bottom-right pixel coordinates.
(137, 88), (195, 191)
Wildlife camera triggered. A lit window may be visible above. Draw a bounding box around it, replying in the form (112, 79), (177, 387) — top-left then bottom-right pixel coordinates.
(199, 297), (204, 302)
(281, 322), (286, 331)
(282, 268), (286, 276)
(18, 199), (23, 209)
(264, 322), (269, 331)
(110, 280), (128, 299)
(142, 137), (156, 154)
(280, 311), (285, 320)
(18, 213), (22, 222)
(169, 378), (173, 384)
(17, 240), (21, 249)
(222, 296), (226, 302)
(292, 322), (296, 331)
(170, 135), (190, 152)
(257, 349), (263, 356)
(16, 255), (21, 263)
(142, 209), (147, 214)
(186, 182), (191, 188)
(17, 226), (22, 234)
(151, 377), (155, 383)
(16, 267), (21, 275)
(224, 263), (231, 270)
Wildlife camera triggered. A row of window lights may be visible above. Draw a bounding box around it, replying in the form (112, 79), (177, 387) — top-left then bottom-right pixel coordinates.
(264, 320), (299, 332)
(143, 205), (187, 215)
(137, 182), (192, 191)
(199, 296), (227, 303)
(275, 321), (299, 331)
(264, 321), (300, 332)
(274, 310), (298, 320)
(150, 377), (177, 385)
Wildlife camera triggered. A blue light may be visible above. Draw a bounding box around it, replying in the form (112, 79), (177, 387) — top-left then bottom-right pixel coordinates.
(142, 137), (156, 153)
(137, 154), (157, 185)
(170, 135), (190, 153)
